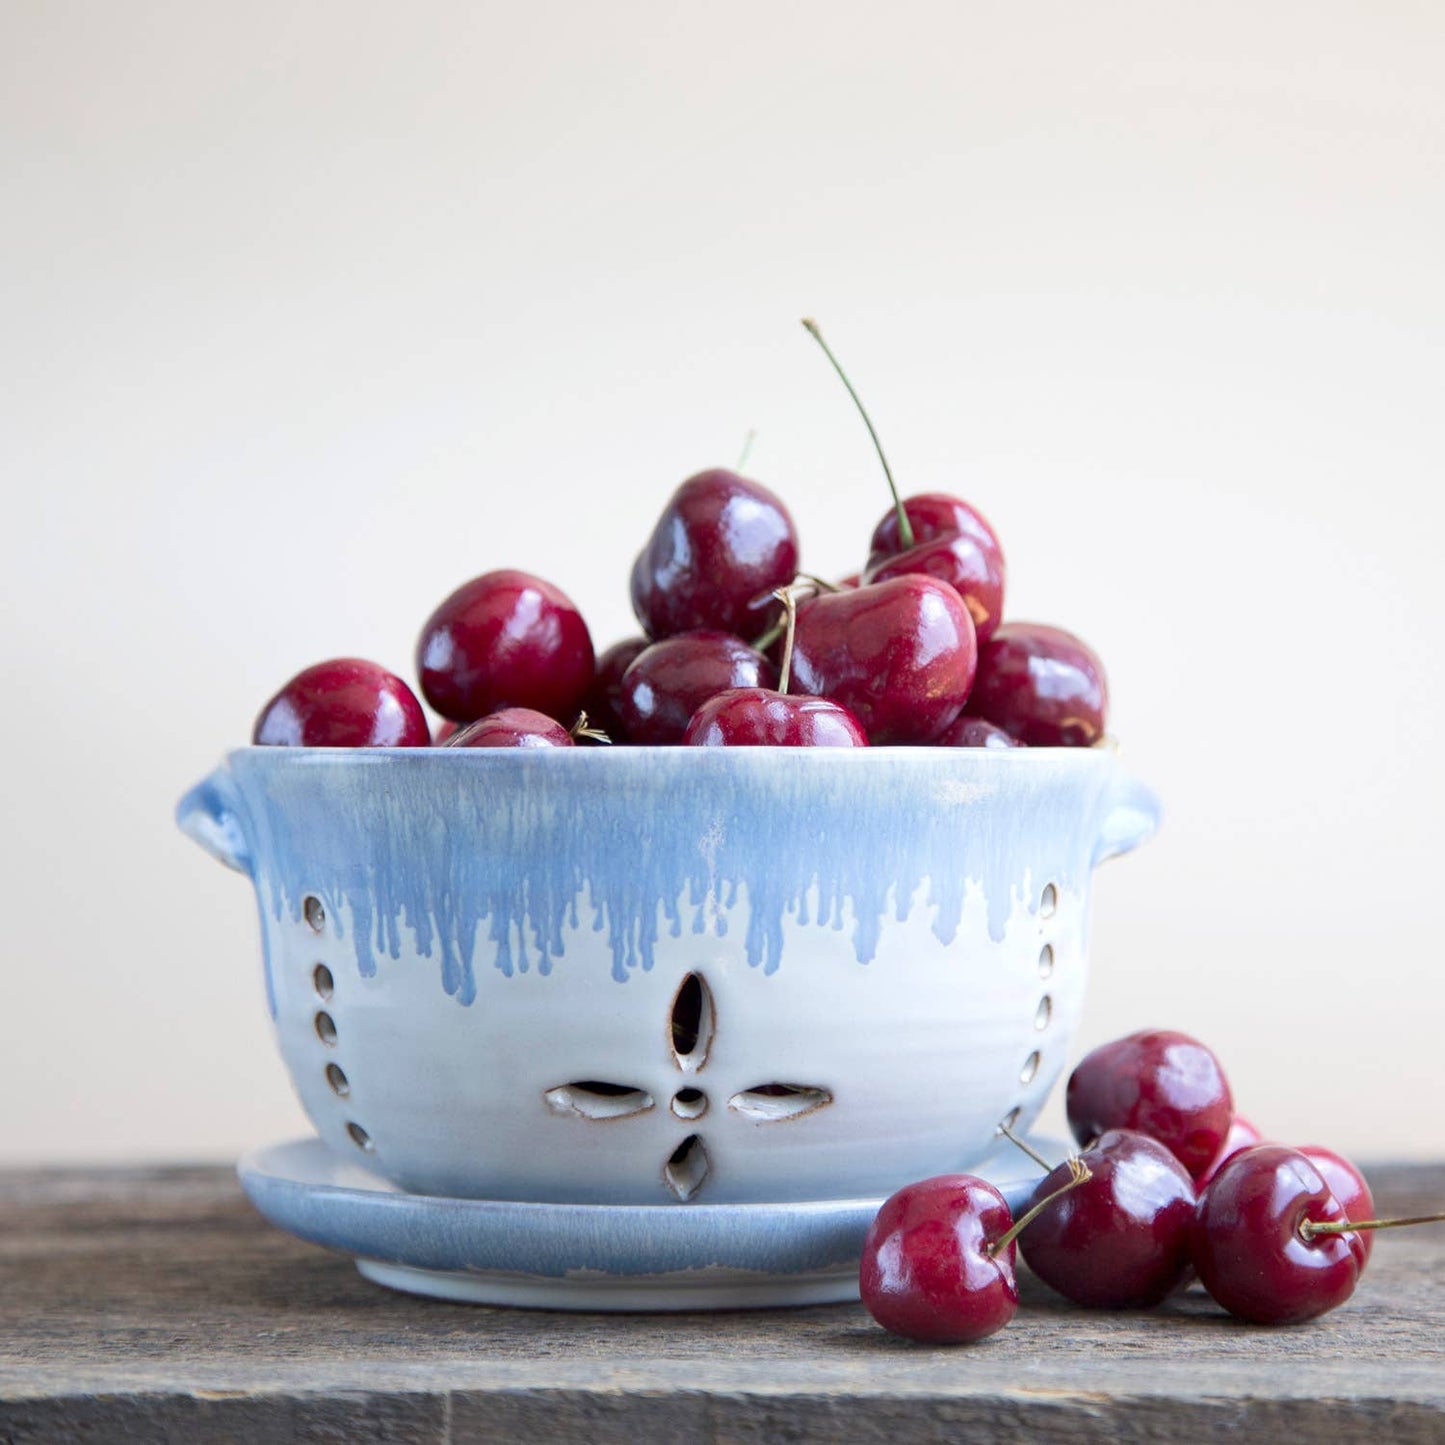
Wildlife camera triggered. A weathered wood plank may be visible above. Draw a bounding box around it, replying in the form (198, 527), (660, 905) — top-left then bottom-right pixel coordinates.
(1, 1163), (1441, 1443)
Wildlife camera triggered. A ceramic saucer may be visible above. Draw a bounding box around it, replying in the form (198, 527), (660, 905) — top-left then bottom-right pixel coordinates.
(237, 1135), (1064, 1311)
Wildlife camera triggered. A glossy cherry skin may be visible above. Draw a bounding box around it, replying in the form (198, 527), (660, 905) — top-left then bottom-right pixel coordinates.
(1197, 1115), (1266, 1188)
(445, 707), (574, 748)
(1019, 1130), (1196, 1308)
(966, 622), (1108, 747)
(253, 658), (430, 747)
(865, 493), (1006, 642)
(859, 1175), (1019, 1343)
(1298, 1146), (1375, 1266)
(1192, 1145), (1365, 1325)
(630, 470), (799, 641)
(1067, 1030), (1233, 1183)
(936, 716), (1023, 749)
(791, 576), (977, 745)
(619, 632), (777, 745)
(683, 688), (869, 747)
(583, 637), (649, 742)
(416, 569), (595, 724)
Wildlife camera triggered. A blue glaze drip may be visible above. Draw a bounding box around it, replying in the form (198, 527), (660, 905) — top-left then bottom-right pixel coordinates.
(206, 749), (1145, 1005)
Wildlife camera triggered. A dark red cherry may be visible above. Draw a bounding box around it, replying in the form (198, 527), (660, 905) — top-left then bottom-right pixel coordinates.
(936, 716), (1023, 749)
(1066, 1030), (1233, 1183)
(583, 637), (649, 742)
(253, 658), (430, 748)
(619, 632), (777, 745)
(790, 576), (977, 745)
(859, 1175), (1019, 1343)
(416, 569), (595, 724)
(1197, 1115), (1265, 1187)
(1019, 1130), (1196, 1308)
(1192, 1145), (1364, 1324)
(683, 688), (869, 747)
(1298, 1146), (1376, 1265)
(445, 707), (573, 749)
(630, 470), (799, 641)
(865, 493), (1005, 642)
(966, 622), (1108, 747)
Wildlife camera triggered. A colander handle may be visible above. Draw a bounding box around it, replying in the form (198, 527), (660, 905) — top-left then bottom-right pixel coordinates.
(176, 768), (252, 875)
(1093, 772), (1162, 866)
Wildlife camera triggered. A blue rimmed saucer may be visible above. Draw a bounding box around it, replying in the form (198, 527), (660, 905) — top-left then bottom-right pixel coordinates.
(237, 1135), (1063, 1311)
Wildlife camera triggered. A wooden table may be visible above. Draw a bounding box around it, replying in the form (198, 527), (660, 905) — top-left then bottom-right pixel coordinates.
(2, 1162), (1441, 1443)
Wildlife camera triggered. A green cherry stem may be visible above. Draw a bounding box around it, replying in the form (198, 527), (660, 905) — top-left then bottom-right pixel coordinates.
(1299, 1210), (1445, 1241)
(736, 428), (757, 473)
(801, 317), (913, 550)
(988, 1157), (1092, 1258)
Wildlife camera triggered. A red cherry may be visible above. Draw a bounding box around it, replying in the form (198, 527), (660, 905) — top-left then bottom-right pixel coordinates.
(864, 493), (1006, 642)
(1192, 1145), (1364, 1325)
(790, 577), (977, 744)
(936, 716), (1023, 749)
(1019, 1130), (1196, 1308)
(1197, 1115), (1266, 1187)
(630, 470), (799, 641)
(683, 688), (869, 747)
(1066, 1030), (1233, 1183)
(966, 622), (1108, 747)
(583, 637), (649, 743)
(1297, 1146), (1376, 1265)
(416, 569), (595, 725)
(253, 658), (430, 748)
(445, 707), (574, 749)
(859, 1175), (1020, 1344)
(619, 632), (777, 745)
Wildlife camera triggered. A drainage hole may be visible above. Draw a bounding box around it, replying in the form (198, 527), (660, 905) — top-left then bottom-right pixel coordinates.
(325, 1064), (350, 1097)
(1020, 1051), (1041, 1085)
(312, 963), (334, 1000)
(304, 895), (326, 932)
(1034, 996), (1052, 1031)
(346, 1122), (373, 1151)
(314, 1011), (338, 1045)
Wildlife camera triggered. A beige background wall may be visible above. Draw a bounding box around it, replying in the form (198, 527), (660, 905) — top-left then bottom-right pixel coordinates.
(3, 1), (1443, 1165)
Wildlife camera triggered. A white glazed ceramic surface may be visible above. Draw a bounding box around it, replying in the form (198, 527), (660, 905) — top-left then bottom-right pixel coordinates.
(179, 747), (1159, 1207)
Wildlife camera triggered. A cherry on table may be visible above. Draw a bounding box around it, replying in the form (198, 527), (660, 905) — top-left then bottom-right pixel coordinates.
(1018, 1129), (1196, 1309)
(629, 469), (799, 641)
(253, 658), (431, 748)
(791, 576), (977, 745)
(619, 631), (777, 745)
(936, 716), (1023, 749)
(966, 622), (1108, 747)
(444, 707), (574, 749)
(416, 568), (595, 724)
(1197, 1115), (1265, 1188)
(1192, 1145), (1365, 1325)
(1066, 1029), (1233, 1184)
(1298, 1145), (1376, 1265)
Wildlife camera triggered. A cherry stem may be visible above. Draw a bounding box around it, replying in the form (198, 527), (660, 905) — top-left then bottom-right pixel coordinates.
(995, 1121), (1056, 1173)
(772, 587), (800, 695)
(988, 1157), (1092, 1257)
(569, 711), (613, 745)
(751, 575), (837, 653)
(800, 318), (913, 550)
(736, 428), (757, 473)
(1299, 1211), (1445, 1240)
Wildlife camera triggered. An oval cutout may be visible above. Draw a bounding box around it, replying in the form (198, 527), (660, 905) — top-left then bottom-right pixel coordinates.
(663, 1135), (710, 1200)
(544, 1081), (655, 1121)
(728, 1083), (833, 1122)
(669, 973), (715, 1071)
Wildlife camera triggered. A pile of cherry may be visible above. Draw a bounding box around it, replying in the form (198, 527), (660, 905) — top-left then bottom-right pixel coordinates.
(250, 322), (1107, 751)
(864, 1028), (1444, 1343)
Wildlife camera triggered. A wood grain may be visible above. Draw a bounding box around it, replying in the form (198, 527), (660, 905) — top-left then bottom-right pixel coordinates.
(1, 1163), (1441, 1443)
